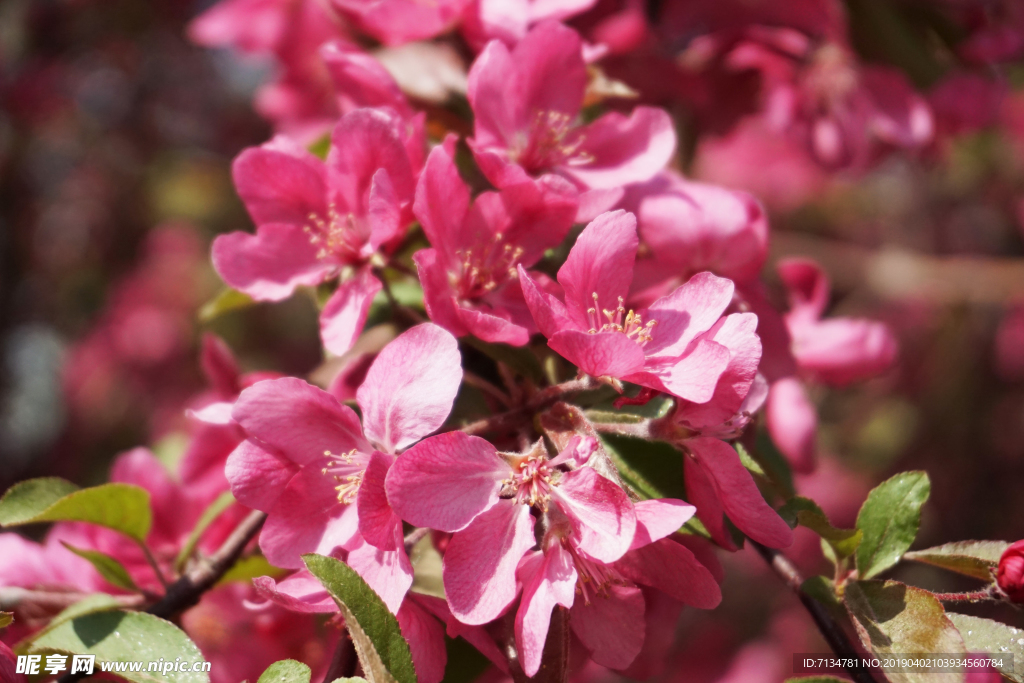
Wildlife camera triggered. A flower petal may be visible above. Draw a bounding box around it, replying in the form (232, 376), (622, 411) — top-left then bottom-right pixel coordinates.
(643, 271), (736, 360)
(766, 377), (817, 473)
(557, 210), (638, 325)
(358, 323), (462, 452)
(554, 467), (636, 563)
(514, 544), (577, 677)
(212, 223), (334, 301)
(614, 538), (721, 609)
(564, 107), (676, 189)
(549, 329), (647, 379)
(346, 533), (414, 614)
(444, 500), (535, 624)
(232, 140), (327, 227)
(630, 498), (696, 550)
(518, 265), (574, 339)
(225, 440), (299, 512)
(396, 599), (447, 683)
(253, 571), (337, 613)
(414, 136), (471, 258)
(320, 270), (383, 357)
(358, 451), (402, 551)
(569, 583), (645, 671)
(233, 377), (370, 465)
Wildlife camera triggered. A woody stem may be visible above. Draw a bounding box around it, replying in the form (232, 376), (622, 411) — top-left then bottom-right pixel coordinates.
(459, 376), (597, 437)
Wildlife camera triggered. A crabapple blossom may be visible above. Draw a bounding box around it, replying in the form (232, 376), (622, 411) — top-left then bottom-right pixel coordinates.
(413, 134), (577, 345)
(213, 108), (417, 355)
(226, 323), (461, 611)
(997, 540), (1024, 603)
(386, 433), (635, 624)
(519, 210), (758, 403)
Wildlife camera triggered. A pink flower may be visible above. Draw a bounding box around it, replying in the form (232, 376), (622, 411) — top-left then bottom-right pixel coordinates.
(519, 210), (754, 403)
(997, 540), (1024, 603)
(0, 642), (25, 683)
(513, 499), (721, 676)
(212, 108), (416, 356)
(386, 435), (636, 625)
(621, 170), (768, 305)
(226, 323), (462, 612)
(330, 0), (470, 46)
(413, 135), (578, 345)
(778, 258), (897, 386)
(461, 0), (600, 49)
(467, 22), (675, 201)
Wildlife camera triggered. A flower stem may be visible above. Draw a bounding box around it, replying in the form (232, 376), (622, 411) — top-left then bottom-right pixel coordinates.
(931, 589), (994, 603)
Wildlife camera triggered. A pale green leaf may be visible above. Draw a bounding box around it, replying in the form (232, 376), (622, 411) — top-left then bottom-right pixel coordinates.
(855, 471), (930, 579)
(409, 535), (444, 600)
(61, 542), (140, 592)
(903, 541), (1009, 581)
(199, 288), (255, 322)
(303, 554), (415, 683)
(176, 492), (236, 572)
(0, 612), (12, 629)
(947, 612), (1024, 683)
(216, 555), (286, 586)
(28, 610), (209, 683)
(844, 580), (965, 683)
(257, 660), (311, 683)
(779, 496), (863, 558)
(599, 434), (685, 501)
(0, 479), (152, 543)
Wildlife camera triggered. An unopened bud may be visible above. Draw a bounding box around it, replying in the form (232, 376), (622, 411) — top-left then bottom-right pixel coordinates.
(997, 540), (1024, 602)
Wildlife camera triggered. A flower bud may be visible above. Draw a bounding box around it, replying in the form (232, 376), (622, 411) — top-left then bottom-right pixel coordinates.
(996, 540), (1024, 602)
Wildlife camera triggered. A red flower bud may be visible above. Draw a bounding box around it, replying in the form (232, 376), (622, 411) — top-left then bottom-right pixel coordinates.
(997, 540), (1024, 602)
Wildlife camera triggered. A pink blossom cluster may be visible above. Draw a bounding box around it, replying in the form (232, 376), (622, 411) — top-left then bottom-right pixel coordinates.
(179, 5), (901, 677)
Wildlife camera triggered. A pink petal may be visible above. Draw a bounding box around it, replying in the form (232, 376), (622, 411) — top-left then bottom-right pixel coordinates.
(569, 583), (645, 671)
(687, 436), (793, 549)
(326, 108), (415, 216)
(397, 599), (448, 683)
(233, 377), (370, 465)
(627, 338), (730, 403)
(358, 323), (462, 453)
(320, 270), (383, 357)
(444, 500), (535, 624)
(564, 107), (676, 189)
(253, 571), (338, 613)
(790, 318), (897, 386)
(643, 271), (736, 360)
(367, 168), (403, 250)
(346, 534), (413, 614)
(320, 41), (413, 118)
(513, 22), (588, 130)
(260, 468), (360, 569)
(357, 451), (402, 551)
(225, 440), (300, 512)
(557, 210), (638, 325)
(467, 40), (523, 153)
(575, 187), (625, 223)
(614, 538), (722, 609)
(414, 248), (470, 337)
(778, 258), (829, 320)
(188, 401), (235, 425)
(414, 136), (471, 257)
(549, 329), (647, 379)
(232, 141), (327, 227)
(861, 67), (934, 148)
(518, 265), (574, 339)
(553, 467), (636, 563)
(631, 499), (696, 550)
(212, 224), (334, 301)
(514, 544), (577, 677)
(683, 452), (735, 550)
(766, 377), (817, 474)
(456, 305), (532, 346)
(410, 594), (509, 673)
(200, 333), (241, 396)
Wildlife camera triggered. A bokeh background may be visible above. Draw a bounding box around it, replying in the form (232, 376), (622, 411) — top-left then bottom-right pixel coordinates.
(2, 0), (1023, 680)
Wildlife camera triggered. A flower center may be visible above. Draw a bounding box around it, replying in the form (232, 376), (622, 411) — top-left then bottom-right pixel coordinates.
(501, 453), (559, 510)
(320, 449), (364, 503)
(514, 110), (594, 172)
(564, 540), (626, 605)
(586, 293), (657, 345)
(451, 232), (524, 300)
(304, 203), (367, 263)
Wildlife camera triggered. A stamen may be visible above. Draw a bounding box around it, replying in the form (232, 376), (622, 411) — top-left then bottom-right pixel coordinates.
(585, 292), (657, 346)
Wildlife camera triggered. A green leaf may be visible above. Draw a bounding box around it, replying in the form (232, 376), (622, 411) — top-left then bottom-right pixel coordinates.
(753, 429), (795, 498)
(215, 555), (286, 586)
(257, 660), (311, 683)
(903, 541), (1009, 581)
(599, 434), (686, 501)
(28, 610), (209, 683)
(801, 576), (843, 617)
(779, 496), (863, 558)
(855, 471), (930, 579)
(303, 554), (416, 683)
(947, 612), (1024, 683)
(61, 543), (140, 593)
(0, 612), (12, 629)
(409, 535), (444, 600)
(0, 479), (152, 543)
(844, 580), (965, 683)
(175, 492), (236, 572)
(199, 287), (256, 322)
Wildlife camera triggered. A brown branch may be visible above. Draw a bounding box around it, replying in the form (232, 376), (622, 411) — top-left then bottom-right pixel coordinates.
(752, 541), (879, 683)
(459, 376), (596, 436)
(56, 510), (267, 683)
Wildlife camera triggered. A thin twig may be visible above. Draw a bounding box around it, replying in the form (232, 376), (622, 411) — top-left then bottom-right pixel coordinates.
(0, 588), (144, 614)
(139, 542), (171, 590)
(752, 541), (879, 683)
(931, 589), (994, 603)
(56, 510), (267, 683)
(459, 376), (596, 437)
(589, 419), (653, 439)
(463, 370), (513, 408)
